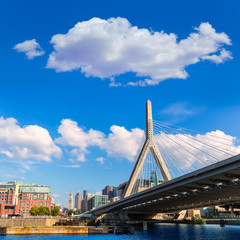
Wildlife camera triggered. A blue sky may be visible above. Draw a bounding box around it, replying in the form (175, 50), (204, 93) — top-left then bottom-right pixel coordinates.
(0, 0), (240, 207)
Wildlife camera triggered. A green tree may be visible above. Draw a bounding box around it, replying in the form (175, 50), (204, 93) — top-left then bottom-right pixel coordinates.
(29, 206), (40, 216)
(39, 206), (50, 216)
(51, 206), (60, 216)
(68, 209), (75, 216)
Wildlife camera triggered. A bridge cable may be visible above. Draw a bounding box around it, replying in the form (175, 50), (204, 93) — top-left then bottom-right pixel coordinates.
(153, 121), (237, 156)
(153, 124), (217, 163)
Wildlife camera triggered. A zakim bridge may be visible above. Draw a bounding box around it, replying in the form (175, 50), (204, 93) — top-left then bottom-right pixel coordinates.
(90, 100), (240, 220)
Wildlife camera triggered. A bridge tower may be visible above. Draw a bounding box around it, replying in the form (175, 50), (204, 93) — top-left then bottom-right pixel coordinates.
(123, 100), (171, 198)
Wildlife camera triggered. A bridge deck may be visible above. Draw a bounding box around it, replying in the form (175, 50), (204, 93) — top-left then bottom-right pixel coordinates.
(91, 154), (240, 215)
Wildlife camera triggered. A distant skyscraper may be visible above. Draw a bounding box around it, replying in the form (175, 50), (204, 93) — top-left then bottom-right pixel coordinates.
(68, 190), (73, 210)
(102, 185), (113, 200)
(83, 190), (90, 200)
(75, 193), (82, 210)
(113, 186), (118, 197)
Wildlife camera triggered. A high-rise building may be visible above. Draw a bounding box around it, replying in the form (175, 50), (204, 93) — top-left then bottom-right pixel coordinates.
(102, 185), (113, 200)
(85, 193), (95, 211)
(113, 186), (118, 197)
(68, 190), (73, 210)
(81, 190), (90, 213)
(81, 199), (86, 213)
(75, 193), (82, 210)
(0, 181), (53, 216)
(83, 190), (90, 200)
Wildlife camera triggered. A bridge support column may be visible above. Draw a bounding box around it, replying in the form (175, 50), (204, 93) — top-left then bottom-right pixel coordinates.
(143, 221), (147, 231)
(174, 210), (187, 220)
(117, 211), (131, 222)
(230, 205), (234, 216)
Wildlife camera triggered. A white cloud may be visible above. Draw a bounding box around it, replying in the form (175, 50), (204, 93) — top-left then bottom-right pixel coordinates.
(96, 157), (104, 164)
(5, 174), (25, 180)
(56, 119), (104, 149)
(13, 39), (45, 59)
(57, 164), (80, 168)
(201, 48), (232, 64)
(101, 125), (144, 161)
(56, 119), (104, 162)
(0, 116), (61, 162)
(56, 119), (144, 162)
(52, 193), (60, 198)
(55, 118), (240, 177)
(46, 17), (232, 86)
(159, 102), (205, 123)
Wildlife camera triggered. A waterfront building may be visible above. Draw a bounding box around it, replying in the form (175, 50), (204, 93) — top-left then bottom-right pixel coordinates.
(89, 195), (108, 209)
(75, 193), (82, 210)
(68, 191), (73, 210)
(0, 181), (53, 216)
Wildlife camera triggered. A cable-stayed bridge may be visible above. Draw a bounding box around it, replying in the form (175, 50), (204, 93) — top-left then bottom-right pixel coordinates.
(90, 100), (240, 219)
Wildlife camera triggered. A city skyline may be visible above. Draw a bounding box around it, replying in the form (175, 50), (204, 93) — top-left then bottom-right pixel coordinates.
(0, 0), (240, 207)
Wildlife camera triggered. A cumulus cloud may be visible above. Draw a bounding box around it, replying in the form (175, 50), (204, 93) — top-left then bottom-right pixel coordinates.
(55, 118), (240, 179)
(201, 48), (232, 64)
(96, 157), (104, 164)
(56, 119), (104, 149)
(13, 39), (45, 59)
(46, 17), (232, 86)
(56, 119), (105, 162)
(56, 119), (144, 162)
(0, 116), (61, 162)
(100, 125), (144, 161)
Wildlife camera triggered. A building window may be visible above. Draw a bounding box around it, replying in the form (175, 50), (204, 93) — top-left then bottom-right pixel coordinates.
(34, 194), (37, 200)
(40, 194), (43, 200)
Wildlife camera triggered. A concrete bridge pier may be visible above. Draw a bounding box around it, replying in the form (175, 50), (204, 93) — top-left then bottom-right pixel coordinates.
(230, 205), (234, 216)
(93, 211), (131, 225)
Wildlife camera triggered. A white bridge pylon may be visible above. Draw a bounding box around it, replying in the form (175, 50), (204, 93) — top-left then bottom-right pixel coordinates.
(123, 100), (172, 198)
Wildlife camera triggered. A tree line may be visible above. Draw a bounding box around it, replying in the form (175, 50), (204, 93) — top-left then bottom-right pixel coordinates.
(29, 206), (60, 216)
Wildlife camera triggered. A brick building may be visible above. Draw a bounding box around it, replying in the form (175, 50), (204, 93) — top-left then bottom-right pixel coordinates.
(0, 181), (53, 216)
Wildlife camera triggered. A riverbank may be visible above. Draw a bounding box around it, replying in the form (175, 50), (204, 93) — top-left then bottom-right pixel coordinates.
(0, 226), (110, 235)
(145, 219), (240, 225)
(205, 219), (240, 225)
(0, 218), (59, 228)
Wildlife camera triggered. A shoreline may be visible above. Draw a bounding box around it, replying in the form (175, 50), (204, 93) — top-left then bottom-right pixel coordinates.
(0, 226), (110, 236)
(1, 219), (240, 236)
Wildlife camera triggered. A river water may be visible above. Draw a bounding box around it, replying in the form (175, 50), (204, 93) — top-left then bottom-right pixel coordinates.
(1, 224), (240, 240)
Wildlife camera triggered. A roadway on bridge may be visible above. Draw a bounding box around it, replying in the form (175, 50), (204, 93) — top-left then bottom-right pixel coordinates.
(91, 153), (240, 215)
